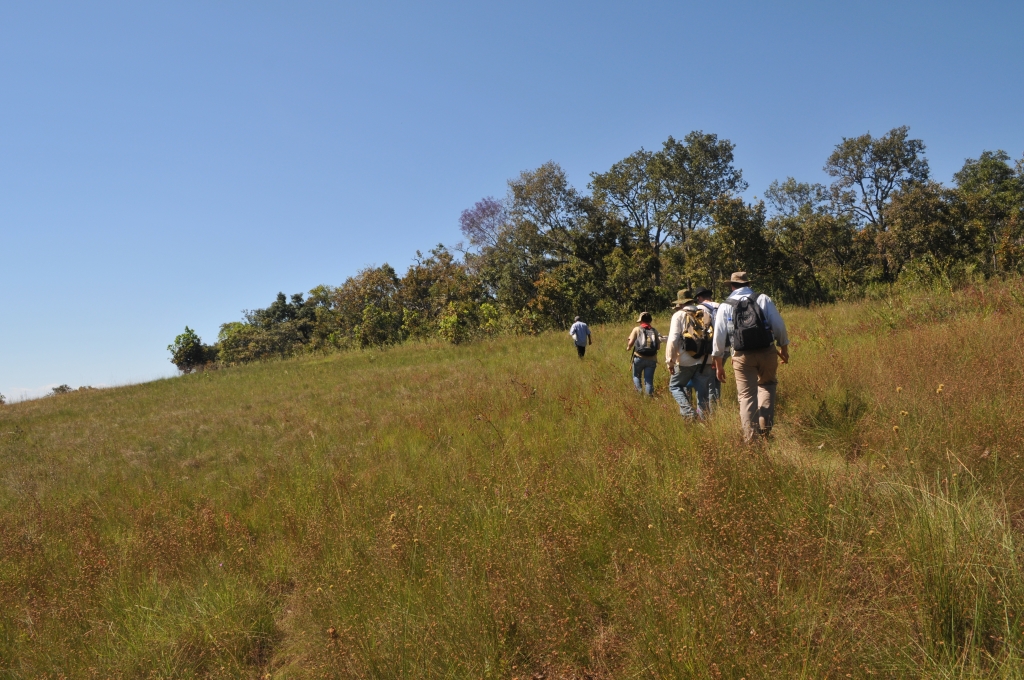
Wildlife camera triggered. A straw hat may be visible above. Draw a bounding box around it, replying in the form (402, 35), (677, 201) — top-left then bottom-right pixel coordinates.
(723, 271), (751, 285)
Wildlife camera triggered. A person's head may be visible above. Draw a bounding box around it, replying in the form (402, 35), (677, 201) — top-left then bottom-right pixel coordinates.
(637, 311), (652, 324)
(671, 289), (696, 310)
(723, 271), (751, 290)
(693, 286), (713, 302)
(573, 316), (581, 322)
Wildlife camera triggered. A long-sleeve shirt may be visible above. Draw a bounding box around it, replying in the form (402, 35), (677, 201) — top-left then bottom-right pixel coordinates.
(711, 287), (789, 358)
(665, 305), (707, 368)
(569, 321), (591, 347)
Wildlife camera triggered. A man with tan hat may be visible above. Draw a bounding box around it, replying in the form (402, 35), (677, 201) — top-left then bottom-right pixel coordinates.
(665, 288), (716, 419)
(712, 272), (790, 441)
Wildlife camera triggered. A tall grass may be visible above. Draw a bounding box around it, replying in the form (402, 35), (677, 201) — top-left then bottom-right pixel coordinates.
(3, 280), (1024, 678)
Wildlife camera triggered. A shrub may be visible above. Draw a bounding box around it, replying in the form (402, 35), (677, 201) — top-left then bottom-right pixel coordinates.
(168, 327), (210, 373)
(51, 384), (73, 395)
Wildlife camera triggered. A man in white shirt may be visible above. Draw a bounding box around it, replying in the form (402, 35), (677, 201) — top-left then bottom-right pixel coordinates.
(568, 316), (592, 358)
(712, 272), (790, 441)
(665, 289), (715, 420)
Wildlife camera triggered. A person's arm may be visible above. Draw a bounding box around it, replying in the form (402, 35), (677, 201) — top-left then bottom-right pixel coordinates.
(714, 356), (726, 382)
(711, 302), (730, 359)
(665, 313), (682, 374)
(760, 295), (789, 363)
(588, 328), (593, 345)
(626, 327), (636, 350)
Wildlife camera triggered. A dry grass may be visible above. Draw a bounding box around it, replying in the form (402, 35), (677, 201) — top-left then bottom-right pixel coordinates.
(3, 280), (1024, 678)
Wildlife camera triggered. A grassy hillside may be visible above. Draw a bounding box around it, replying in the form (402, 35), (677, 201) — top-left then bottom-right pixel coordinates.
(3, 282), (1024, 679)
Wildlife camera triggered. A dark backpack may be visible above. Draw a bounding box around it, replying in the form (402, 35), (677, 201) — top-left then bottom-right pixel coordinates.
(722, 294), (774, 351)
(634, 326), (660, 357)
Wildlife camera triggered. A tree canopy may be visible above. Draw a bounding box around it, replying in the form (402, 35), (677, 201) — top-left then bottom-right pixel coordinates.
(171, 127), (1024, 369)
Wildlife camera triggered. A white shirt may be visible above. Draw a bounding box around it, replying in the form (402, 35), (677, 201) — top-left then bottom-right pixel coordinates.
(665, 305), (711, 368)
(711, 287), (789, 358)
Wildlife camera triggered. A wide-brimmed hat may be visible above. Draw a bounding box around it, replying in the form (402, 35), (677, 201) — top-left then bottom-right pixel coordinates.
(636, 311), (652, 323)
(672, 288), (696, 308)
(723, 271), (751, 285)
(693, 286), (712, 299)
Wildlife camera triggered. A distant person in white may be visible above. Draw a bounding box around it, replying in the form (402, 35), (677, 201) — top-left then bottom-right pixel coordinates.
(569, 316), (593, 358)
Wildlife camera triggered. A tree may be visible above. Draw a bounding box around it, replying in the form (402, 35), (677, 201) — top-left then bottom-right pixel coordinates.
(953, 150), (1024, 272)
(459, 197), (509, 251)
(652, 131), (748, 250)
(764, 178), (860, 302)
(168, 326), (210, 373)
(885, 181), (981, 280)
(824, 126), (929, 281)
(51, 385), (73, 395)
(590, 148), (670, 261)
(398, 245), (484, 339)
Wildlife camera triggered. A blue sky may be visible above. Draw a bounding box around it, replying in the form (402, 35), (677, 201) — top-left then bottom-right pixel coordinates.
(1, 1), (1022, 400)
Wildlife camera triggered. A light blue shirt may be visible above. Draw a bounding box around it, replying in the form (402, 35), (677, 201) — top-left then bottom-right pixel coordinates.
(569, 321), (591, 347)
(711, 287), (789, 358)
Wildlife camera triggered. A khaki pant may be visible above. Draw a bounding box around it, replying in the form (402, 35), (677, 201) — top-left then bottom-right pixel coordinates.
(731, 346), (779, 441)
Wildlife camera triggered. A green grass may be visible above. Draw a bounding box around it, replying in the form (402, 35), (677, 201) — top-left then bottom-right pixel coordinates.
(4, 281), (1024, 678)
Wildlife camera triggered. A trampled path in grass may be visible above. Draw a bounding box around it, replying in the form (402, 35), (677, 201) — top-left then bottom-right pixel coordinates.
(3, 282), (1024, 678)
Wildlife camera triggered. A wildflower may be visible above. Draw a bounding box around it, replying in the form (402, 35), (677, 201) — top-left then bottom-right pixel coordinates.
(896, 386), (902, 393)
(678, 508), (684, 513)
(893, 425), (900, 433)
(900, 410), (908, 417)
(648, 524), (654, 529)
(936, 384), (944, 394)
(390, 544), (398, 550)
(417, 505), (423, 511)
(389, 513), (396, 522)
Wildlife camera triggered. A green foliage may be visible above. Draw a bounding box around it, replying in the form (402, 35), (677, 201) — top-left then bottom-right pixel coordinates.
(176, 129), (1024, 364)
(167, 326), (208, 373)
(50, 384), (73, 395)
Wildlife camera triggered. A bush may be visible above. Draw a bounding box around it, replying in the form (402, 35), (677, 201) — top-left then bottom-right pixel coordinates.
(168, 327), (211, 373)
(51, 385), (73, 395)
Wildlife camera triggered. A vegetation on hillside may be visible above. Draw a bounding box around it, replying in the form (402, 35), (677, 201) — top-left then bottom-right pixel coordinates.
(5, 279), (1024, 677)
(170, 127), (1024, 372)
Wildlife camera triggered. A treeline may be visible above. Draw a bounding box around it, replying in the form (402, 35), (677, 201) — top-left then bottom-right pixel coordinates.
(169, 127), (1024, 371)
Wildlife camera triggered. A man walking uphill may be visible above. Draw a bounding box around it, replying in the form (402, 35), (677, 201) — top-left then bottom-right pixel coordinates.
(569, 316), (592, 358)
(665, 289), (715, 420)
(712, 272), (790, 441)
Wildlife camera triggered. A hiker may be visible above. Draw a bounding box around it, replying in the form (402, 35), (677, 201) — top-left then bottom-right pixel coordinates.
(693, 287), (722, 403)
(627, 312), (661, 396)
(569, 316), (593, 358)
(665, 289), (716, 420)
(712, 272), (790, 441)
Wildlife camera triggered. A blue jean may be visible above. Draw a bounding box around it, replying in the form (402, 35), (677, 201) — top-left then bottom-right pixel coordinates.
(632, 356), (657, 395)
(670, 362), (715, 419)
